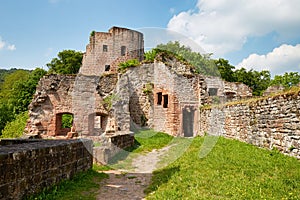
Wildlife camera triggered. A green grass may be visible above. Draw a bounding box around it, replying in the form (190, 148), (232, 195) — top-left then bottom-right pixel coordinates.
(108, 129), (173, 169)
(26, 168), (108, 200)
(145, 136), (300, 200)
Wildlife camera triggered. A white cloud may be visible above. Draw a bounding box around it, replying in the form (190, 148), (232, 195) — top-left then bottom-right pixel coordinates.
(237, 44), (300, 75)
(7, 44), (16, 51)
(0, 36), (16, 51)
(0, 37), (5, 50)
(167, 0), (300, 57)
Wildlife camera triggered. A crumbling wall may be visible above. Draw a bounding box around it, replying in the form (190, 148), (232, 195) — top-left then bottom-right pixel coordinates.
(25, 74), (116, 138)
(0, 139), (93, 200)
(204, 76), (252, 103)
(114, 58), (204, 137)
(80, 27), (144, 76)
(199, 93), (300, 159)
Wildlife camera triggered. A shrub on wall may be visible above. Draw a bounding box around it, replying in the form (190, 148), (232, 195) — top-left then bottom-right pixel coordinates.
(118, 59), (140, 73)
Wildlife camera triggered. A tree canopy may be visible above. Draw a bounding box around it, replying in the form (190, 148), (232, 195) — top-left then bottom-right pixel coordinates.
(47, 50), (83, 74)
(0, 68), (46, 135)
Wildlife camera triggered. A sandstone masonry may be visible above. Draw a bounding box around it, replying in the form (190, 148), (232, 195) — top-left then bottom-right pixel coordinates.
(199, 92), (300, 159)
(0, 139), (93, 200)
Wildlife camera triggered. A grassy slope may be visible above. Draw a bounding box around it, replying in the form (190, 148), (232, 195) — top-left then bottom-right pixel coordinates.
(146, 136), (300, 200)
(26, 169), (108, 200)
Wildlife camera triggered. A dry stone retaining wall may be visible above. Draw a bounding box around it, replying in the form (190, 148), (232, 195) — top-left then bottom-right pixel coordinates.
(200, 92), (300, 159)
(0, 139), (93, 200)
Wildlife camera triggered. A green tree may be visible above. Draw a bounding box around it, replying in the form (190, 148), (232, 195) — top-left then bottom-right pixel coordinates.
(10, 68), (47, 113)
(0, 103), (14, 134)
(1, 112), (28, 138)
(270, 72), (300, 88)
(214, 58), (236, 82)
(0, 68), (46, 135)
(233, 68), (271, 96)
(47, 50), (83, 74)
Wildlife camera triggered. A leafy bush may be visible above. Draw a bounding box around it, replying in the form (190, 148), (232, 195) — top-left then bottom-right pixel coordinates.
(118, 59), (140, 73)
(103, 93), (119, 110)
(1, 112), (28, 138)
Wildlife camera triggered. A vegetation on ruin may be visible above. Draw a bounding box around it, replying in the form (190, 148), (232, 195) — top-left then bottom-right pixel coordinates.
(142, 82), (154, 95)
(26, 168), (108, 200)
(200, 85), (300, 111)
(90, 30), (96, 37)
(103, 93), (119, 111)
(145, 41), (300, 97)
(117, 58), (140, 73)
(145, 136), (300, 200)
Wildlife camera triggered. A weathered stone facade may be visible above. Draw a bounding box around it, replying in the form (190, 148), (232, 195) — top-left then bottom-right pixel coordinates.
(80, 27), (144, 76)
(25, 27), (252, 139)
(199, 92), (300, 159)
(0, 139), (93, 200)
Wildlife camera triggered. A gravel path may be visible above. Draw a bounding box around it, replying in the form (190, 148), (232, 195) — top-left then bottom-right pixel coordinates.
(96, 145), (174, 200)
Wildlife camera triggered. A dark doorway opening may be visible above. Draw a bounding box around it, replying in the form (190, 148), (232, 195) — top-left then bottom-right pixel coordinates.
(182, 107), (195, 137)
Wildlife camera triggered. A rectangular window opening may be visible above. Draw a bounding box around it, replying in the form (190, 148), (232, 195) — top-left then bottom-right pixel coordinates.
(103, 45), (108, 52)
(105, 65), (110, 71)
(208, 88), (218, 96)
(163, 94), (168, 108)
(121, 46), (126, 56)
(157, 92), (162, 105)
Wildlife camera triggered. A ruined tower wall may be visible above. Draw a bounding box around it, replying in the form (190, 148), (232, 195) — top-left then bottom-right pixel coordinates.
(80, 27), (144, 76)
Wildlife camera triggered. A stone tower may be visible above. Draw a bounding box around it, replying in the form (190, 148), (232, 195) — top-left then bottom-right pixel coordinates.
(79, 27), (144, 76)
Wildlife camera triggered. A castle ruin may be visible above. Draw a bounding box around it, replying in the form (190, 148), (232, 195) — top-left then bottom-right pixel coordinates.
(25, 27), (252, 139)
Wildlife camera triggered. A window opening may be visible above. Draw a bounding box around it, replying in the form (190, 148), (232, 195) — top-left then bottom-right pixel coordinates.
(208, 88), (218, 96)
(105, 65), (110, 71)
(103, 45), (108, 52)
(163, 94), (168, 108)
(157, 92), (162, 105)
(121, 46), (126, 56)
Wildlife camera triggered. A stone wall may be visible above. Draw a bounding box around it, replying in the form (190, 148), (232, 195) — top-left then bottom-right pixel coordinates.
(80, 27), (144, 76)
(114, 59), (204, 137)
(25, 74), (115, 138)
(199, 92), (300, 159)
(0, 139), (93, 200)
(92, 132), (135, 165)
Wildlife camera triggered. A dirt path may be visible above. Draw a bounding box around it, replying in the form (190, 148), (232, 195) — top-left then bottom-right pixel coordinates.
(96, 145), (174, 200)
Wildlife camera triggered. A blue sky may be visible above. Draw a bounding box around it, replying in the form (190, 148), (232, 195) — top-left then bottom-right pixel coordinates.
(1, 0), (300, 76)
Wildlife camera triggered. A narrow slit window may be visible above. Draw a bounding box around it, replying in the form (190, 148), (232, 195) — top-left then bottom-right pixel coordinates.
(157, 92), (162, 105)
(105, 65), (110, 71)
(163, 94), (168, 108)
(121, 46), (126, 56)
(103, 45), (108, 52)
